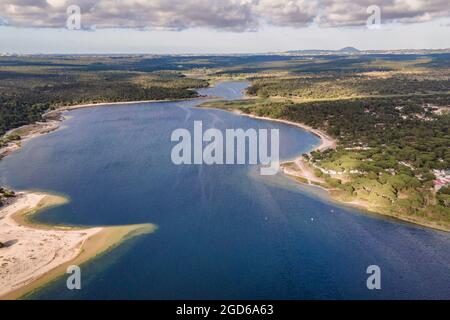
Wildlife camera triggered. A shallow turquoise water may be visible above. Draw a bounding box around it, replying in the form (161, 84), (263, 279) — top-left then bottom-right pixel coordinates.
(0, 82), (449, 299)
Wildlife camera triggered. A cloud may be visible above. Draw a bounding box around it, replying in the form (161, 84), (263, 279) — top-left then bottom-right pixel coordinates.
(317, 0), (450, 27)
(0, 0), (449, 30)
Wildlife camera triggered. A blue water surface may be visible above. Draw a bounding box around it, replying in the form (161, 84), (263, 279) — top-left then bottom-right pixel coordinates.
(0, 82), (449, 299)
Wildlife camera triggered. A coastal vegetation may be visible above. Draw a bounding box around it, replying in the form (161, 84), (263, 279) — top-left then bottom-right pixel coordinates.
(202, 104), (449, 226)
(0, 55), (209, 136)
(0, 187), (15, 206)
(201, 53), (450, 229)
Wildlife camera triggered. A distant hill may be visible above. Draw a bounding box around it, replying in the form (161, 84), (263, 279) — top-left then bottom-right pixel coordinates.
(339, 47), (360, 53)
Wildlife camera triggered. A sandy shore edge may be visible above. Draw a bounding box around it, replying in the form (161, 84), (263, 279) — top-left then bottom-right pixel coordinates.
(0, 191), (156, 300)
(234, 111), (336, 152)
(0, 95), (209, 159)
(49, 95), (207, 113)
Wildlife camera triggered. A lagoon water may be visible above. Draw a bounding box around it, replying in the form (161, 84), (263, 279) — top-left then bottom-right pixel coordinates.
(0, 82), (449, 299)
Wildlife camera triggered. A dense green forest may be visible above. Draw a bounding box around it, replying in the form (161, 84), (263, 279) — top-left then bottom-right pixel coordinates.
(247, 75), (450, 99)
(232, 97), (449, 218)
(0, 186), (15, 206)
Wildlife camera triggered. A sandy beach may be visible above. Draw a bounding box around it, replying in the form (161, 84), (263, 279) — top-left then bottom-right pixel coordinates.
(0, 120), (61, 159)
(0, 192), (156, 299)
(235, 111), (337, 152)
(234, 111), (337, 183)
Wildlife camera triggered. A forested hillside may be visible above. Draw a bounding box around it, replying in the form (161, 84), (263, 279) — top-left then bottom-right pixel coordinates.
(0, 56), (209, 136)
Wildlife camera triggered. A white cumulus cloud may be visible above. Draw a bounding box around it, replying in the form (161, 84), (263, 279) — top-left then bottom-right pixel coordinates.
(0, 0), (448, 30)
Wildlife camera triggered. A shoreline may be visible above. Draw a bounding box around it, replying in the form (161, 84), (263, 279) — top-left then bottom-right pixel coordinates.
(0, 82), (448, 298)
(0, 95), (209, 159)
(0, 89), (209, 299)
(233, 110), (336, 152)
(49, 95), (207, 113)
(0, 191), (156, 300)
(230, 110), (450, 233)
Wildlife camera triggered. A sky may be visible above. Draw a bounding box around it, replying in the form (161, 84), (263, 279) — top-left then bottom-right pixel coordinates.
(0, 0), (449, 54)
